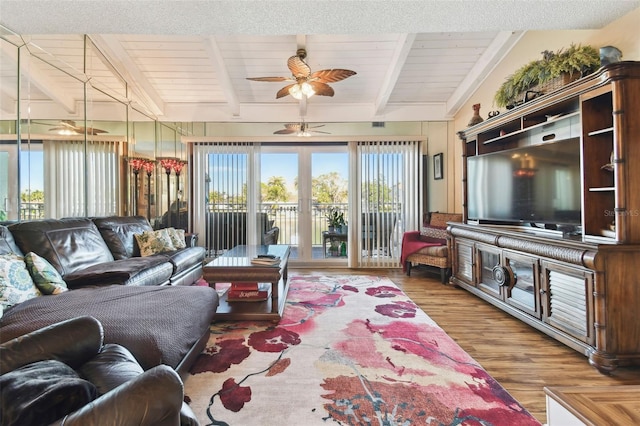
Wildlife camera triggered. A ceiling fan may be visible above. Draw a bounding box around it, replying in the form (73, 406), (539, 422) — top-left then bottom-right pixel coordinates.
(25, 119), (108, 135)
(247, 48), (356, 100)
(48, 120), (108, 135)
(274, 122), (330, 137)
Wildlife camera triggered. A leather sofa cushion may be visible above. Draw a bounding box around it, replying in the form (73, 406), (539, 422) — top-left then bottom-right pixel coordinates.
(63, 257), (173, 288)
(8, 219), (114, 276)
(92, 216), (153, 260)
(0, 285), (219, 371)
(78, 343), (144, 395)
(160, 247), (206, 275)
(0, 359), (97, 426)
(0, 225), (22, 256)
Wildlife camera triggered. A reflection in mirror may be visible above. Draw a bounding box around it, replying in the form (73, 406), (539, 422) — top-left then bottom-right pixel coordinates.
(0, 36), (19, 221)
(86, 37), (129, 217)
(156, 123), (188, 230)
(129, 108), (157, 221)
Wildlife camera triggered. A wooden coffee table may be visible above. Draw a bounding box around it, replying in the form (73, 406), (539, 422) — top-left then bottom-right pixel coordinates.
(203, 244), (290, 322)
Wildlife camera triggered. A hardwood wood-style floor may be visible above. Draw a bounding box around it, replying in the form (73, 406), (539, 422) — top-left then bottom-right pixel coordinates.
(293, 266), (640, 424)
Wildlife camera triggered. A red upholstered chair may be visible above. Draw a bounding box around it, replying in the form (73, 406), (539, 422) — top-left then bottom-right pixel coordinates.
(400, 212), (462, 283)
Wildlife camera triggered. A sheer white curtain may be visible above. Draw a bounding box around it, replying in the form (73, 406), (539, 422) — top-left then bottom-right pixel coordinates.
(355, 140), (422, 268)
(191, 141), (260, 256)
(44, 138), (123, 218)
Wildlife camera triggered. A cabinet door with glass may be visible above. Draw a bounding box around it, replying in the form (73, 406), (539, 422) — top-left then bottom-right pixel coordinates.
(503, 250), (541, 319)
(476, 244), (502, 298)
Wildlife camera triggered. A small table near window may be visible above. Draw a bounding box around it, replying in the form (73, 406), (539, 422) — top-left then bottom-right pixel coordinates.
(322, 231), (348, 257)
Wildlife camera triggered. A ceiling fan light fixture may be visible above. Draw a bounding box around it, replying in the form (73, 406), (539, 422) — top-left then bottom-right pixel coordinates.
(289, 82), (315, 100)
(54, 129), (78, 135)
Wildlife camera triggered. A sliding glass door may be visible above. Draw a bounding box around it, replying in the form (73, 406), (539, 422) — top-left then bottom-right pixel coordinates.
(260, 144), (348, 266)
(190, 138), (422, 269)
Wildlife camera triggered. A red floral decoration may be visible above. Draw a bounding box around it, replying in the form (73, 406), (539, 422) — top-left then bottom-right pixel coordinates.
(172, 160), (187, 175)
(158, 157), (177, 174)
(142, 160), (156, 175)
(127, 157), (149, 173)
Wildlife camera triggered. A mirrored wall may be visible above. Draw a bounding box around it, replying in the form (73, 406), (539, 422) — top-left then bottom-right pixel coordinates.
(0, 27), (187, 228)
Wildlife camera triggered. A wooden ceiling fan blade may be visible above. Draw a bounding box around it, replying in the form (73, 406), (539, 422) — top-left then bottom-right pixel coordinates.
(309, 81), (335, 97)
(311, 130), (331, 134)
(276, 84), (296, 99)
(310, 69), (357, 83)
(287, 55), (311, 79)
(246, 76), (290, 82)
(274, 129), (297, 134)
(84, 127), (108, 135)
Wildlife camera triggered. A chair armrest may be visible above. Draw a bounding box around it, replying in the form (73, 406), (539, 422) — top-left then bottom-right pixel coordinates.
(0, 316), (103, 373)
(56, 364), (184, 426)
(184, 233), (198, 247)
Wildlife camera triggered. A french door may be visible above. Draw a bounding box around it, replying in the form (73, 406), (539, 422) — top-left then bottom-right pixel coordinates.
(260, 143), (349, 266)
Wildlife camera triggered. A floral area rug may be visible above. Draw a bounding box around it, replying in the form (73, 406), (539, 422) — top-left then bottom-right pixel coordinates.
(184, 274), (540, 425)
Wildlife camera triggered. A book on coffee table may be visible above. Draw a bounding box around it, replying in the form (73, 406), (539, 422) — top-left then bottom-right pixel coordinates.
(250, 255), (280, 266)
(230, 282), (259, 290)
(227, 283), (271, 302)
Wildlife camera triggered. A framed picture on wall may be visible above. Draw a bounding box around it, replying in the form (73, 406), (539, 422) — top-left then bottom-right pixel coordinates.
(434, 153), (443, 180)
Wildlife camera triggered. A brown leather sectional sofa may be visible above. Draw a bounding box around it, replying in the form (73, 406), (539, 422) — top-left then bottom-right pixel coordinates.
(0, 216), (218, 377)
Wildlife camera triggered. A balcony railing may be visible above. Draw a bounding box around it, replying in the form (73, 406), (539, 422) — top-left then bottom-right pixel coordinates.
(260, 202), (350, 246)
(19, 202), (45, 220)
(205, 201), (401, 260)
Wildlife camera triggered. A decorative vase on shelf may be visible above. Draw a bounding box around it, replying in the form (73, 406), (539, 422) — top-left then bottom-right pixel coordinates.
(600, 46), (622, 66)
(468, 103), (484, 126)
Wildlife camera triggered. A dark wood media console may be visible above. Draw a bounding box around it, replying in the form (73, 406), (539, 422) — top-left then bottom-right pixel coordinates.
(453, 62), (640, 373)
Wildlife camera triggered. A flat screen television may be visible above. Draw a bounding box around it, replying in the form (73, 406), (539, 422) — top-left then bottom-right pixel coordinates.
(467, 138), (582, 226)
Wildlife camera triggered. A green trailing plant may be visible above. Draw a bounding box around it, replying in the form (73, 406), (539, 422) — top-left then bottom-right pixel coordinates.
(494, 44), (600, 108)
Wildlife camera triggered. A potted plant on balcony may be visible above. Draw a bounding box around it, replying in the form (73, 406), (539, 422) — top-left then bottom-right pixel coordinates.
(326, 207), (345, 233)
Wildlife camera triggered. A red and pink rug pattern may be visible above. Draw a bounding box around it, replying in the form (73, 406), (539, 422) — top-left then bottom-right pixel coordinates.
(185, 274), (540, 425)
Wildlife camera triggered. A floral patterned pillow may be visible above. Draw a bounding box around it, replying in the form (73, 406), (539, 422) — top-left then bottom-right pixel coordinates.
(134, 229), (176, 257)
(24, 252), (68, 295)
(166, 227), (186, 249)
(419, 226), (448, 244)
(0, 254), (42, 309)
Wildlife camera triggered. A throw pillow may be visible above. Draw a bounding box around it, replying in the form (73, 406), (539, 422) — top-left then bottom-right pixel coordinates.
(429, 212), (462, 228)
(166, 227), (187, 249)
(134, 229), (176, 257)
(0, 254), (42, 310)
(24, 252), (68, 295)
(0, 359), (97, 426)
(419, 226), (448, 244)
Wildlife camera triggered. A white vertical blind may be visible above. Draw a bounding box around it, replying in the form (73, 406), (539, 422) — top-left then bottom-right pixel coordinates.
(43, 138), (122, 218)
(356, 140), (421, 268)
(192, 141), (258, 256)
